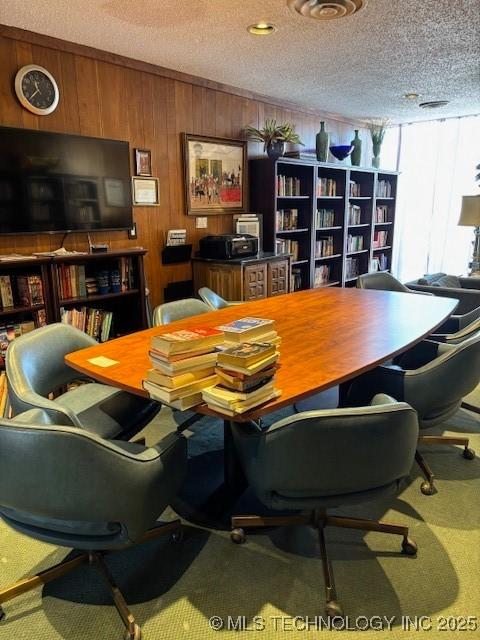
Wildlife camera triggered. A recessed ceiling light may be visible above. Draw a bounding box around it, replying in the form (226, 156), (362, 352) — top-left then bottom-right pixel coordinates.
(419, 100), (450, 109)
(404, 92), (420, 100)
(247, 23), (276, 35)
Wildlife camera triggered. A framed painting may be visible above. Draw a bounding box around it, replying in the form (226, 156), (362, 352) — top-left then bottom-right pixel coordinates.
(182, 133), (248, 215)
(134, 148), (152, 176)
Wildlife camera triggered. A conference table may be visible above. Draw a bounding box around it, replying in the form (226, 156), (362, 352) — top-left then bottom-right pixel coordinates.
(66, 287), (457, 507)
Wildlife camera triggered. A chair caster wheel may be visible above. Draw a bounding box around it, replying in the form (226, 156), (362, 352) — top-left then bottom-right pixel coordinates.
(231, 528), (246, 544)
(463, 447), (475, 460)
(420, 481), (435, 495)
(0, 605), (5, 621)
(402, 537), (418, 556)
(325, 600), (344, 619)
(123, 623), (141, 640)
(171, 528), (184, 543)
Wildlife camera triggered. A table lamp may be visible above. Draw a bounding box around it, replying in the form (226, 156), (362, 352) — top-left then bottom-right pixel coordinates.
(458, 195), (480, 276)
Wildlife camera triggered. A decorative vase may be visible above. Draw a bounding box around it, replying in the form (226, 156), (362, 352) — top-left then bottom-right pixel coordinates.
(266, 140), (285, 160)
(350, 130), (362, 166)
(372, 142), (381, 168)
(316, 121), (329, 162)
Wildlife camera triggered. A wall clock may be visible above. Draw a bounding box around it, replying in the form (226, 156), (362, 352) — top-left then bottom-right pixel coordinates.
(14, 64), (60, 115)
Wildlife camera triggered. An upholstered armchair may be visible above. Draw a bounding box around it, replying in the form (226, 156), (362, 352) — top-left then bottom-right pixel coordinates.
(0, 407), (187, 639)
(152, 298), (210, 326)
(229, 395), (419, 618)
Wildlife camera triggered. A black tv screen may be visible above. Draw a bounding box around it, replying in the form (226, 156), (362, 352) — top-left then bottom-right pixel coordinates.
(0, 127), (133, 234)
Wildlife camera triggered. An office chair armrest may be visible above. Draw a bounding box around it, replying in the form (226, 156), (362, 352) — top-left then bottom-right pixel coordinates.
(406, 288), (434, 296)
(459, 276), (480, 290)
(392, 339), (441, 370)
(430, 317), (480, 343)
(8, 388), (81, 427)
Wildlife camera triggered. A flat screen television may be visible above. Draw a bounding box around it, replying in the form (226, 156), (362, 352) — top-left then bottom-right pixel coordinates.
(0, 126), (133, 234)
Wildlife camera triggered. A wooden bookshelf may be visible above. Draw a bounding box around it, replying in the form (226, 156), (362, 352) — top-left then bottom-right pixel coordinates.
(250, 159), (399, 290)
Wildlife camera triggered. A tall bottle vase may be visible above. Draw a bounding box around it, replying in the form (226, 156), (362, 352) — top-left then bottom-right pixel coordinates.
(372, 143), (382, 168)
(316, 122), (329, 162)
(350, 130), (362, 166)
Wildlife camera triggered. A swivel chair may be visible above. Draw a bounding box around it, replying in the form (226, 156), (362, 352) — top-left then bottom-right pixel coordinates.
(0, 408), (187, 639)
(152, 298), (211, 326)
(356, 271), (419, 293)
(6, 324), (159, 439)
(198, 287), (241, 310)
(229, 395), (419, 618)
(347, 334), (480, 495)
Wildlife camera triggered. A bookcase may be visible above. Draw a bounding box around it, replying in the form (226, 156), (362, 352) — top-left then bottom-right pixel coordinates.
(250, 158), (398, 290)
(0, 249), (148, 371)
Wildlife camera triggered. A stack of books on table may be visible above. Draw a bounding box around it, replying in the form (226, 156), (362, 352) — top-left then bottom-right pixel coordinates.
(142, 327), (224, 410)
(201, 318), (281, 417)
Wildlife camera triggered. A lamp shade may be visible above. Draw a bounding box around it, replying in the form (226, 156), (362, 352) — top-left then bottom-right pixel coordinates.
(458, 195), (480, 227)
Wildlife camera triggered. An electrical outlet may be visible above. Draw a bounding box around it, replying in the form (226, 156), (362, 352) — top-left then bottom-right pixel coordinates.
(195, 217), (208, 229)
(128, 222), (137, 239)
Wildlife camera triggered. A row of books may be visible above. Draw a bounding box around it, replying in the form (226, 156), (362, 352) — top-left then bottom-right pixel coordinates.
(0, 273), (44, 309)
(276, 238), (299, 261)
(276, 208), (299, 231)
(348, 204), (362, 226)
(370, 254), (389, 272)
(347, 234), (364, 252)
(349, 181), (361, 197)
(345, 257), (360, 279)
(376, 180), (393, 198)
(373, 230), (389, 248)
(315, 236), (335, 258)
(375, 205), (390, 223)
(317, 178), (337, 197)
(60, 307), (113, 342)
(314, 264), (331, 287)
(56, 257), (134, 300)
(277, 175), (302, 197)
(0, 320), (37, 368)
(143, 318), (281, 416)
(291, 267), (303, 291)
(316, 208), (335, 228)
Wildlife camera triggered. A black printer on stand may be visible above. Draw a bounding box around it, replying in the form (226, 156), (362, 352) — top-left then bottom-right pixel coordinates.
(198, 234), (259, 260)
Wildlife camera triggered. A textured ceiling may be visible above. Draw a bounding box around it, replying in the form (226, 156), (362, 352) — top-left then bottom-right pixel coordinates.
(1, 0), (479, 123)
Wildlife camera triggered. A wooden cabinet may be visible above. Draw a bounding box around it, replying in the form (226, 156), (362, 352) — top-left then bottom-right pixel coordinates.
(192, 254), (291, 302)
(267, 259), (289, 296)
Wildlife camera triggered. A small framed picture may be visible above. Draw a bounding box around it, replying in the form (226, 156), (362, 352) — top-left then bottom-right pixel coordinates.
(134, 148), (152, 176)
(132, 177), (159, 206)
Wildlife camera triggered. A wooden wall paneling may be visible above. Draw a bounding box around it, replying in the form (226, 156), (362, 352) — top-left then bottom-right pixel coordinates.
(74, 55), (102, 137)
(59, 51), (81, 134)
(0, 37), (22, 127)
(31, 45), (67, 133)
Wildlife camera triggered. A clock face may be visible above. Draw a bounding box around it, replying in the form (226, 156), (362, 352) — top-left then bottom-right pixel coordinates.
(15, 65), (59, 115)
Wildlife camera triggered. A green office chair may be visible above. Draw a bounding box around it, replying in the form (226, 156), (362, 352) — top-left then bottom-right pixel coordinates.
(198, 287), (242, 310)
(0, 408), (187, 639)
(152, 298), (211, 326)
(356, 271), (416, 293)
(347, 334), (480, 495)
(6, 323), (159, 439)
(229, 395), (419, 618)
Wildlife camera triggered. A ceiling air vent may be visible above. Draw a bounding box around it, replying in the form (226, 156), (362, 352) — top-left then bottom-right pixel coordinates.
(419, 100), (450, 109)
(287, 0), (366, 20)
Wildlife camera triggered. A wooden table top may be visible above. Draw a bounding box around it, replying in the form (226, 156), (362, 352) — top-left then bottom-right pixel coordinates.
(65, 288), (457, 420)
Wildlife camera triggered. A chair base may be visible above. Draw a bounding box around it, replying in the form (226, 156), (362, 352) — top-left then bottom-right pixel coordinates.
(416, 435), (476, 495)
(461, 400), (480, 415)
(0, 519), (182, 640)
(231, 510), (416, 617)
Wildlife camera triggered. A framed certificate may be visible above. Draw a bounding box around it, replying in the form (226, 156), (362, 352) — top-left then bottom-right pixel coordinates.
(132, 177), (159, 206)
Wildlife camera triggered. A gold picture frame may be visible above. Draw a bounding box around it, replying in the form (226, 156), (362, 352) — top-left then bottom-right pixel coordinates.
(182, 133), (248, 215)
(132, 177), (159, 206)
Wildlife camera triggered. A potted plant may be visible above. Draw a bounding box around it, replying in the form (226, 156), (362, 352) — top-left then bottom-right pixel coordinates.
(367, 118), (390, 168)
(245, 119), (304, 160)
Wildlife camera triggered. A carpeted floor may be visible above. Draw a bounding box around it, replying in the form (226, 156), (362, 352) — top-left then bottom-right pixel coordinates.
(0, 389), (479, 640)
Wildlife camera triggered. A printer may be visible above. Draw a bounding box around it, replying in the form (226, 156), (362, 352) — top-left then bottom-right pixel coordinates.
(198, 234), (259, 260)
